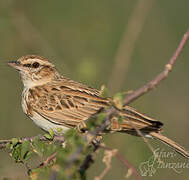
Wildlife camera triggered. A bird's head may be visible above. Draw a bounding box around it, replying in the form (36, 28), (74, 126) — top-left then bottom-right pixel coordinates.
(8, 55), (59, 88)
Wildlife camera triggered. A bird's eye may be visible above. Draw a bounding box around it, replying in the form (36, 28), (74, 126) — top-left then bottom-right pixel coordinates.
(32, 62), (40, 68)
(23, 64), (31, 67)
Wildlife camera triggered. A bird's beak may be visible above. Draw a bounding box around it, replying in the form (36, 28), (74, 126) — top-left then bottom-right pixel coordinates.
(7, 61), (22, 71)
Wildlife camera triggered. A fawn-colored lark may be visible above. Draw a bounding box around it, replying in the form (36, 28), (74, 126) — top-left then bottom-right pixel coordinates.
(8, 55), (189, 158)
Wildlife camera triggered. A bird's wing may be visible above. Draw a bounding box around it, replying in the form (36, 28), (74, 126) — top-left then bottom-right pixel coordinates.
(28, 80), (110, 128)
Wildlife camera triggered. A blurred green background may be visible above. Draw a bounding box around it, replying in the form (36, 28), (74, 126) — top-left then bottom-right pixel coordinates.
(0, 0), (189, 179)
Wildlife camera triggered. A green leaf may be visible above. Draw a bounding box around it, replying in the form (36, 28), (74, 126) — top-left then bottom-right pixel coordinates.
(24, 151), (33, 161)
(118, 116), (123, 123)
(57, 127), (63, 134)
(12, 138), (19, 146)
(44, 144), (56, 157)
(12, 144), (22, 162)
(21, 141), (30, 160)
(65, 129), (77, 138)
(6, 142), (12, 150)
(32, 138), (45, 156)
(97, 113), (105, 124)
(44, 129), (54, 140)
(86, 116), (96, 130)
(49, 129), (54, 138)
(113, 92), (124, 109)
(100, 85), (109, 98)
(44, 133), (52, 140)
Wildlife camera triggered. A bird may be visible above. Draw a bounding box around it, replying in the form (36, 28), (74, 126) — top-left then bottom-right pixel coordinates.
(8, 55), (189, 158)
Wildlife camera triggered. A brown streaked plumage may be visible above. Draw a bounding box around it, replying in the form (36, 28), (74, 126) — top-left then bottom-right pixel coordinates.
(8, 55), (189, 158)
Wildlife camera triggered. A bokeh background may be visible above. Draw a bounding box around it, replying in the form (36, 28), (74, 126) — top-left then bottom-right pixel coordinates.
(0, 0), (189, 179)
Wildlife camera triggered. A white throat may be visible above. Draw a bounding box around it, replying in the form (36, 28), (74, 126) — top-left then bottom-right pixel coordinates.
(20, 73), (52, 88)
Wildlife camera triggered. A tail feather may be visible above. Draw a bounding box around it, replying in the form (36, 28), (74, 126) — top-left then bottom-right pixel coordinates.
(114, 106), (189, 158)
(116, 106), (163, 133)
(149, 131), (189, 159)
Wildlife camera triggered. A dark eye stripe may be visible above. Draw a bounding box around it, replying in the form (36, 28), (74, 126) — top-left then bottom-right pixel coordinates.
(23, 64), (31, 67)
(23, 62), (40, 68)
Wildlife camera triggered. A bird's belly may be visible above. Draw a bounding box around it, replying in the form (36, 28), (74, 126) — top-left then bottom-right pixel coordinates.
(30, 111), (70, 134)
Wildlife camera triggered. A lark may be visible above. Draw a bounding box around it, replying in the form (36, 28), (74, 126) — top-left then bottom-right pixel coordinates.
(8, 55), (189, 158)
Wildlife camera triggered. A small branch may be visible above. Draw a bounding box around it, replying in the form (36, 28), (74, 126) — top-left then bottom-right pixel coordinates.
(71, 108), (117, 174)
(85, 107), (118, 143)
(39, 152), (57, 168)
(123, 28), (189, 105)
(121, 29), (189, 163)
(95, 147), (117, 180)
(100, 145), (142, 180)
(28, 152), (57, 178)
(79, 142), (100, 174)
(0, 135), (65, 150)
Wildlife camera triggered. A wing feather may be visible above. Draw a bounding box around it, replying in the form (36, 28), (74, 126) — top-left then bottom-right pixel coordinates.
(28, 81), (110, 127)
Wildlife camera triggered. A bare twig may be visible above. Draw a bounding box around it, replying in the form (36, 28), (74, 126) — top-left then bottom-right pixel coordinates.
(100, 145), (142, 180)
(28, 152), (57, 178)
(79, 142), (100, 174)
(123, 28), (189, 105)
(118, 28), (189, 166)
(120, 29), (189, 164)
(95, 148), (118, 180)
(39, 152), (57, 168)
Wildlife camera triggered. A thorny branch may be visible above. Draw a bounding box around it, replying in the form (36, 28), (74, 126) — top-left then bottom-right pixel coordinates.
(1, 29), (189, 180)
(123, 28), (189, 105)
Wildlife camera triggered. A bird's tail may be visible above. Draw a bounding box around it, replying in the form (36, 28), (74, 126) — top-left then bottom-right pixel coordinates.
(111, 106), (189, 158)
(149, 131), (189, 159)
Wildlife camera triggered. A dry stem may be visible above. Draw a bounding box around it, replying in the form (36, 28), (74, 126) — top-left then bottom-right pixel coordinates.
(123, 29), (189, 105)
